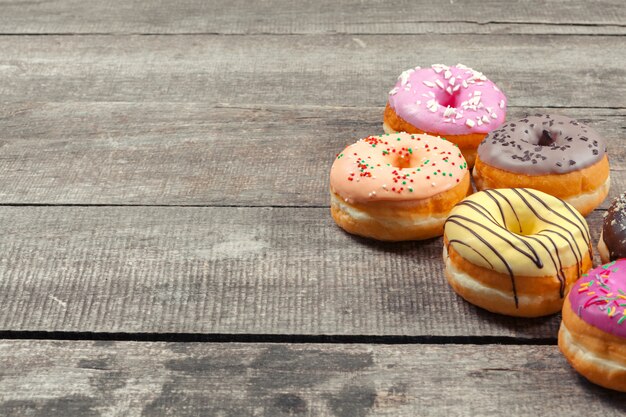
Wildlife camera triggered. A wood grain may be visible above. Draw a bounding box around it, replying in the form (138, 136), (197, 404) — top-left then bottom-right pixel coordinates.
(0, 206), (606, 337)
(0, 35), (624, 107)
(0, 104), (623, 206)
(0, 340), (624, 416)
(0, 0), (624, 35)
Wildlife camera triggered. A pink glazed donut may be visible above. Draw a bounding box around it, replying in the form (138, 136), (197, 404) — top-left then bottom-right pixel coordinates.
(383, 63), (507, 167)
(559, 259), (626, 392)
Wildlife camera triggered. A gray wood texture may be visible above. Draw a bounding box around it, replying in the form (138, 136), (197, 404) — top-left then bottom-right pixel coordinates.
(0, 340), (624, 416)
(1, 0), (626, 413)
(0, 105), (623, 206)
(1, 0), (625, 35)
(0, 35), (624, 108)
(0, 206), (605, 338)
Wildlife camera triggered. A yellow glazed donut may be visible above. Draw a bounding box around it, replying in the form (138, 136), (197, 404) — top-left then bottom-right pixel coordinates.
(330, 132), (471, 241)
(443, 188), (593, 317)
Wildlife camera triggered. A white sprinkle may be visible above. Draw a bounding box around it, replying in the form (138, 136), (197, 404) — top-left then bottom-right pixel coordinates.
(486, 107), (492, 112)
(444, 70), (452, 79)
(389, 87), (399, 95)
(499, 100), (505, 109)
(456, 113), (463, 119)
(453, 84), (461, 92)
(431, 182), (436, 187)
(428, 105), (438, 113)
(462, 80), (468, 88)
(443, 106), (456, 117)
(382, 184), (387, 190)
(428, 91), (435, 97)
(422, 93), (431, 98)
(468, 96), (481, 106)
(423, 80), (436, 88)
(474, 91), (482, 96)
(356, 178), (361, 182)
(446, 86), (453, 95)
(372, 191), (376, 196)
(345, 197), (349, 202)
(426, 99), (437, 107)
(443, 118), (451, 123)
(456, 63), (469, 70)
(493, 85), (500, 91)
(491, 113), (498, 119)
(414, 66), (421, 70)
(476, 119), (483, 126)
(465, 119), (475, 127)
(435, 79), (445, 89)
(431, 64), (448, 73)
(398, 69), (414, 86)
(449, 77), (456, 86)
(482, 115), (491, 123)
(415, 100), (421, 105)
(404, 85), (411, 91)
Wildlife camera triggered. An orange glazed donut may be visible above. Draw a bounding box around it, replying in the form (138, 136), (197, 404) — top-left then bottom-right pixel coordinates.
(559, 259), (626, 392)
(383, 63), (507, 167)
(330, 132), (471, 241)
(474, 114), (610, 216)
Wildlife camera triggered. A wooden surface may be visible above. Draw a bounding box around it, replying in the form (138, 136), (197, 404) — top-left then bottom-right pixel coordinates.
(1, 0), (625, 415)
(0, 105), (624, 206)
(0, 340), (625, 417)
(0, 206), (605, 338)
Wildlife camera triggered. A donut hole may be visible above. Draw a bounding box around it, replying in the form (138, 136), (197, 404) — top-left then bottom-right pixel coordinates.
(514, 218), (539, 236)
(433, 90), (461, 109)
(392, 154), (416, 169)
(532, 129), (558, 146)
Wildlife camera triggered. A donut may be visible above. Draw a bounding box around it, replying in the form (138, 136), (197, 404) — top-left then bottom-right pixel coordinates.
(383, 63), (507, 167)
(559, 259), (626, 392)
(443, 188), (593, 317)
(473, 114), (610, 217)
(330, 132), (471, 241)
(598, 193), (626, 263)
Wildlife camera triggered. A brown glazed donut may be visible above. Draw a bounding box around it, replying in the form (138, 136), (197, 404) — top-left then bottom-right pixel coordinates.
(598, 193), (626, 263)
(473, 114), (610, 216)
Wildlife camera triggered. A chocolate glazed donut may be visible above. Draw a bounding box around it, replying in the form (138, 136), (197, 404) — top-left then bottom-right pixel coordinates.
(473, 114), (610, 216)
(598, 193), (626, 263)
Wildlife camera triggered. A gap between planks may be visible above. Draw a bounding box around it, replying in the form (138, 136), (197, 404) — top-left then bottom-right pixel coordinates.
(0, 330), (556, 346)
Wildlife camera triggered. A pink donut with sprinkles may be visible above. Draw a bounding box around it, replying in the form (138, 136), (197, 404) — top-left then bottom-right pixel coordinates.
(383, 63), (507, 167)
(330, 132), (471, 241)
(559, 259), (626, 391)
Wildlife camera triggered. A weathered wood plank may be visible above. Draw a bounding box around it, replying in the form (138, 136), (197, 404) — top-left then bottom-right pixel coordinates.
(0, 0), (624, 35)
(0, 35), (624, 107)
(0, 104), (624, 206)
(0, 340), (624, 416)
(0, 206), (606, 337)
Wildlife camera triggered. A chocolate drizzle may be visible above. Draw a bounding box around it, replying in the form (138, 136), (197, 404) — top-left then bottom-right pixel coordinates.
(477, 114), (607, 175)
(445, 188), (591, 308)
(602, 193), (626, 261)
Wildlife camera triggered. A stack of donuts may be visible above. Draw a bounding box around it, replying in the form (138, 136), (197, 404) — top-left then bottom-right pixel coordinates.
(329, 63), (626, 392)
